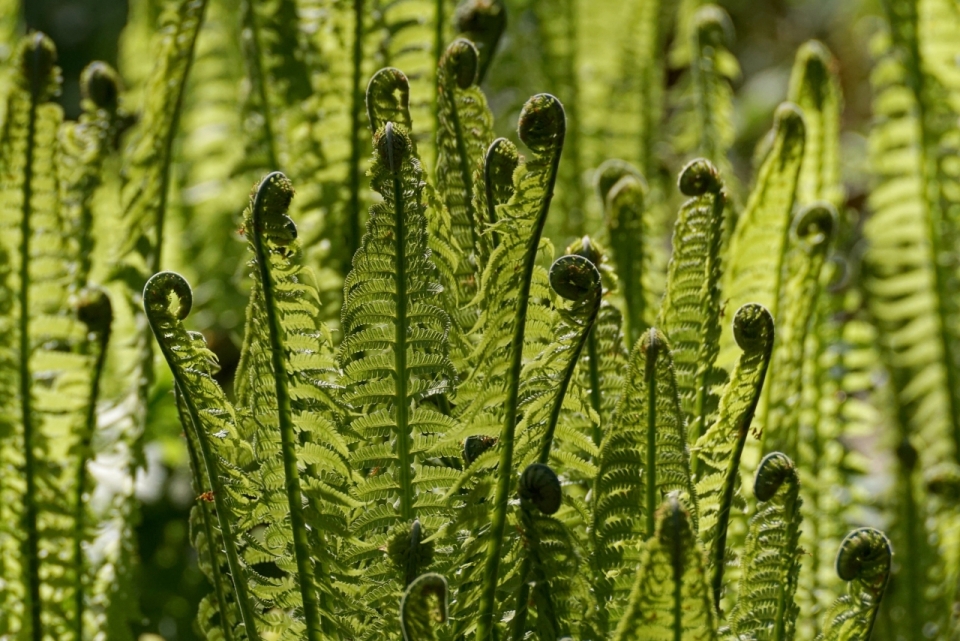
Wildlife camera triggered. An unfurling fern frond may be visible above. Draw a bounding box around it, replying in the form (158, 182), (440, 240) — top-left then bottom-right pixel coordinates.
(400, 573), (448, 641)
(729, 452), (803, 641)
(719, 103), (805, 370)
(763, 203), (836, 460)
(656, 158), (727, 467)
(454, 0), (506, 85)
(695, 303), (774, 607)
(473, 136), (518, 261)
(143, 272), (261, 641)
(597, 160), (652, 346)
(435, 38), (495, 306)
(591, 329), (697, 634)
(612, 495), (718, 641)
(463, 93), (565, 641)
(816, 528), (892, 641)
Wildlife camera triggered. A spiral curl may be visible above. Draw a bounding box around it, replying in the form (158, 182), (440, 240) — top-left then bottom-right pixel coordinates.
(76, 287), (113, 336)
(21, 32), (60, 101)
(773, 102), (806, 141)
(456, 0), (507, 41)
(835, 527), (892, 586)
(251, 171), (298, 246)
(518, 94), (565, 153)
(143, 272), (193, 321)
(366, 67), (410, 133)
(732, 303), (775, 353)
(694, 5), (735, 48)
(754, 452), (798, 502)
(678, 158), (722, 196)
(639, 327), (667, 362)
(549, 254), (601, 302)
(796, 40), (835, 86)
(463, 435), (497, 465)
(400, 573), (448, 641)
(595, 159), (646, 204)
(81, 61), (121, 112)
(441, 39), (479, 89)
(518, 463), (562, 515)
(793, 202), (836, 246)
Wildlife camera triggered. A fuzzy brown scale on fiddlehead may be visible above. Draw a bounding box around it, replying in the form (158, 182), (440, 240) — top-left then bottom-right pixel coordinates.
(549, 254), (601, 302)
(21, 31), (60, 101)
(518, 463), (562, 515)
(441, 38), (479, 90)
(366, 67), (411, 135)
(835, 528), (892, 584)
(678, 157), (722, 196)
(793, 201), (837, 246)
(143, 271), (193, 322)
(732, 302), (775, 354)
(755, 451), (799, 501)
(375, 122), (411, 175)
(518, 93), (565, 153)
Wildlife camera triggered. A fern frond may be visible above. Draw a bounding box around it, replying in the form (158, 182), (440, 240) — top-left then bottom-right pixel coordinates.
(454, 0), (506, 84)
(695, 303), (774, 607)
(656, 158), (727, 468)
(474, 136), (518, 260)
(591, 329), (697, 634)
(612, 495), (718, 641)
(816, 528), (892, 641)
(143, 272), (261, 641)
(729, 452), (803, 641)
(788, 40), (843, 208)
(719, 103), (805, 370)
(763, 204), (836, 460)
(597, 161), (652, 346)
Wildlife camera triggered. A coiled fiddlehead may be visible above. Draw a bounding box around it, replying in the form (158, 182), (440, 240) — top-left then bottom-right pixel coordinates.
(518, 463), (562, 516)
(366, 67), (412, 141)
(400, 573), (448, 641)
(817, 528), (892, 641)
(478, 136), (518, 250)
(695, 303), (775, 607)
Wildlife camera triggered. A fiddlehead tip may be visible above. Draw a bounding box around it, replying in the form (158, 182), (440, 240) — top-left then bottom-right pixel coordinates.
(518, 463), (562, 515)
(678, 158), (722, 196)
(569, 235), (604, 266)
(251, 172), (297, 247)
(796, 39), (835, 81)
(518, 93), (565, 153)
(754, 452), (798, 502)
(694, 4), (735, 47)
(456, 0), (507, 39)
(80, 61), (121, 112)
(143, 272), (193, 321)
(639, 327), (668, 362)
(76, 287), (113, 336)
(835, 528), (892, 584)
(549, 254), (601, 302)
(595, 158), (645, 204)
(485, 137), (519, 182)
(793, 202), (836, 247)
(732, 303), (774, 354)
(366, 67), (410, 132)
(655, 493), (691, 546)
(463, 435), (497, 464)
(21, 32), (60, 101)
(400, 573), (448, 641)
(375, 122), (411, 174)
(442, 38), (479, 89)
(773, 101), (806, 140)
(388, 520), (436, 585)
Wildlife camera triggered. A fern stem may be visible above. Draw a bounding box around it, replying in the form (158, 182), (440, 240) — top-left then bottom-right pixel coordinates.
(447, 75), (480, 254)
(586, 328), (603, 446)
(249, 172), (324, 640)
(644, 328), (658, 540)
(475, 98), (565, 641)
(178, 393), (236, 641)
(73, 313), (112, 641)
(241, 0), (281, 170)
(346, 0), (365, 269)
(772, 484), (801, 641)
(19, 59), (42, 641)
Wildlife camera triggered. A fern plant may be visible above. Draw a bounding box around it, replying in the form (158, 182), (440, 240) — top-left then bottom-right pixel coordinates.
(8, 0), (960, 639)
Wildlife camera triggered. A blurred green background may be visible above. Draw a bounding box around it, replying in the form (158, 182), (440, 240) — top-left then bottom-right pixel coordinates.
(24, 0), (876, 638)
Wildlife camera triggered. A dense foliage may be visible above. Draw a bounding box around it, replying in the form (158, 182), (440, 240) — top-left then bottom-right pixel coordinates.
(1, 1), (958, 640)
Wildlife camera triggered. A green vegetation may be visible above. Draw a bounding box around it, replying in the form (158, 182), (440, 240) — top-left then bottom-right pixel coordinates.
(3, 1), (960, 640)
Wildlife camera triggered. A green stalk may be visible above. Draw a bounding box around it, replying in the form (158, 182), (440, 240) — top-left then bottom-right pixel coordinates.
(241, 0), (281, 170)
(177, 393), (235, 641)
(772, 484), (801, 641)
(448, 76), (480, 252)
(73, 309), (112, 641)
(346, 0), (365, 269)
(19, 58), (42, 641)
(475, 101), (564, 641)
(586, 328), (603, 447)
(645, 328), (658, 540)
(249, 173), (323, 640)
